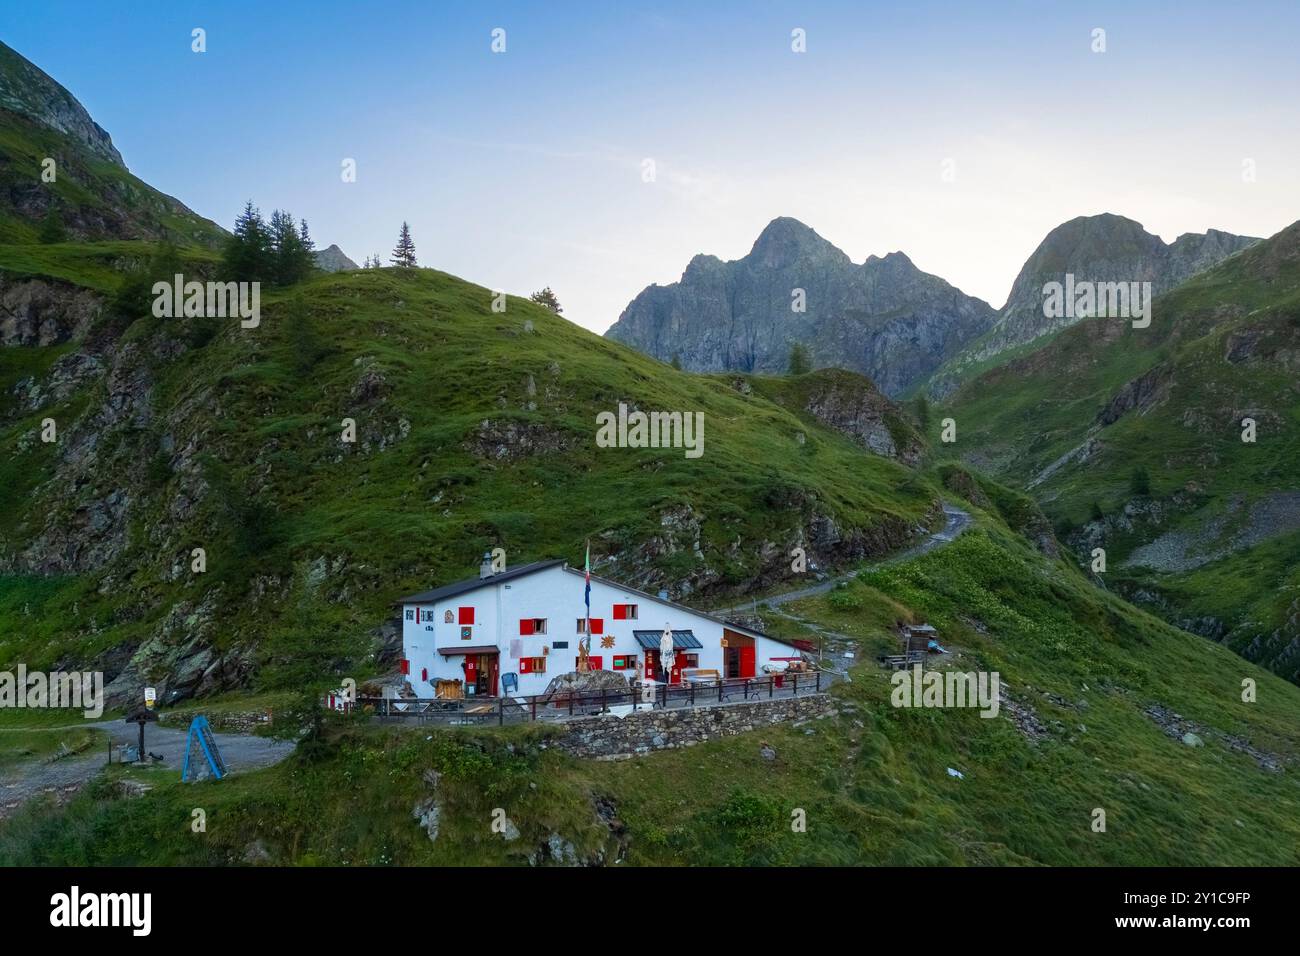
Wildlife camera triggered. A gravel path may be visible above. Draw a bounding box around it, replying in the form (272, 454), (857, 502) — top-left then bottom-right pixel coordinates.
(0, 718), (295, 820)
(713, 504), (971, 616)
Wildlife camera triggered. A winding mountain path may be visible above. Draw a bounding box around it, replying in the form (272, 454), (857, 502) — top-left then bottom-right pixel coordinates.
(713, 503), (971, 616)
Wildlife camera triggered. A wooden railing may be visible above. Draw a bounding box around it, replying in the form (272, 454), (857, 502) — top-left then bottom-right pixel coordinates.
(354, 671), (827, 726)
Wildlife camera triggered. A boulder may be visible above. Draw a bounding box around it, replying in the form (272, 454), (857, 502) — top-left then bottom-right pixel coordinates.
(540, 669), (630, 701)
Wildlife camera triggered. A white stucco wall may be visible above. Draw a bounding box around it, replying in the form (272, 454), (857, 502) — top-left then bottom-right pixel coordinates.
(400, 564), (795, 699)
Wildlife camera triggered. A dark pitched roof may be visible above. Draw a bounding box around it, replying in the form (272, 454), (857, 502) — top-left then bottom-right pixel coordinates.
(392, 558), (800, 651)
(393, 560), (566, 606)
(559, 566), (793, 647)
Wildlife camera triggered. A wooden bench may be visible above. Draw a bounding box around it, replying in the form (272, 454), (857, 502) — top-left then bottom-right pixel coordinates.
(881, 654), (924, 670)
(683, 668), (721, 682)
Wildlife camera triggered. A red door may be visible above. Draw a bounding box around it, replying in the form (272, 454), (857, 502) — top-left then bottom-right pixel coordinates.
(644, 650), (658, 681)
(669, 655), (684, 684)
(739, 647), (756, 678)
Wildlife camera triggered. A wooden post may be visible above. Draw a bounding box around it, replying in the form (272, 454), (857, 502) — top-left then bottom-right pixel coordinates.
(769, 676), (774, 698)
(793, 674), (799, 696)
(718, 679), (724, 702)
(601, 688), (607, 714)
(690, 682), (695, 707)
(498, 696), (504, 726)
(816, 671), (821, 693)
(531, 697), (537, 722)
(569, 693), (574, 717)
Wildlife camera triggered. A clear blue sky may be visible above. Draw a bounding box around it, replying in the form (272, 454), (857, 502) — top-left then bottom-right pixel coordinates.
(7, 0), (1298, 330)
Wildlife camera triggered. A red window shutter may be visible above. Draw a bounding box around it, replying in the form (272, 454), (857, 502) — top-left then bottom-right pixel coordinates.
(400, 659), (410, 675)
(591, 656), (603, 670)
(520, 658), (531, 674)
(589, 617), (604, 635)
(740, 647), (756, 678)
(520, 619), (534, 635)
(612, 604), (627, 620)
(459, 607), (475, 625)
(421, 667), (428, 682)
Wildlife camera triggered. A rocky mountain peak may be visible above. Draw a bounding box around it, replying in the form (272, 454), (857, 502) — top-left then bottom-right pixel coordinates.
(313, 244), (359, 273)
(0, 41), (125, 167)
(606, 218), (996, 396)
(748, 217), (848, 268)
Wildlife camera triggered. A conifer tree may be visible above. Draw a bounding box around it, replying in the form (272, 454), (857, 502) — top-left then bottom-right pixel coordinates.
(787, 341), (812, 375)
(37, 208), (67, 243)
(529, 287), (562, 313)
(222, 200), (272, 282)
(390, 222), (417, 267)
(268, 209), (315, 286)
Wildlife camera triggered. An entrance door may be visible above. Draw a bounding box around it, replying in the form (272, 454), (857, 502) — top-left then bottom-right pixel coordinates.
(468, 655), (497, 696)
(644, 649), (659, 682)
(723, 629), (756, 678)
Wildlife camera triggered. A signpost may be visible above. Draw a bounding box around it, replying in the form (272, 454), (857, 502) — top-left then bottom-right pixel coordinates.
(123, 705), (158, 763)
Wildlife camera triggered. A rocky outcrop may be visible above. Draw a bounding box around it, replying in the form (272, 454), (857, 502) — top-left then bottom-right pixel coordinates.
(540, 669), (632, 701)
(1096, 364), (1171, 426)
(605, 217), (996, 398)
(797, 369), (924, 464)
(313, 244), (359, 273)
(0, 275), (102, 347)
(0, 41), (124, 166)
(464, 418), (576, 460)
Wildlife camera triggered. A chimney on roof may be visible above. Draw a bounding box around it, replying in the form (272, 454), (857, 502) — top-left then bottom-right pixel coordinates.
(479, 552), (494, 579)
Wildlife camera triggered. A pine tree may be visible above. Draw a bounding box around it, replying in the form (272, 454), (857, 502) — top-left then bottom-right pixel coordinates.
(267, 209), (315, 286)
(37, 208), (67, 243)
(1130, 466), (1151, 497)
(529, 287), (562, 313)
(787, 342), (812, 375)
(223, 200), (272, 282)
(913, 395), (930, 429)
(390, 222), (417, 267)
(298, 218), (314, 253)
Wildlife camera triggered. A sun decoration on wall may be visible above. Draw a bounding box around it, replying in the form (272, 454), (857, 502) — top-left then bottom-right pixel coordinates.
(600, 635), (615, 649)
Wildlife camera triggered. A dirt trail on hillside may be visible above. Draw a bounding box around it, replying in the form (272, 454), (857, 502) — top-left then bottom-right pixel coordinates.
(714, 504), (971, 616)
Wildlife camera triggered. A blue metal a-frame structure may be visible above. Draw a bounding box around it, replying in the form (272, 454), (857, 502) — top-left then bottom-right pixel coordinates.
(181, 715), (227, 782)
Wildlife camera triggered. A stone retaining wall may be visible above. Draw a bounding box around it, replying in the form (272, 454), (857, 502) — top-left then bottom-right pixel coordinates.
(546, 694), (836, 759)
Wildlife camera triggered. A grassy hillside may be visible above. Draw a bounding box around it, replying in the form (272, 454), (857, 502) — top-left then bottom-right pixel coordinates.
(1, 253), (939, 706)
(937, 223), (1300, 682)
(0, 108), (223, 246)
(5, 485), (1298, 867)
